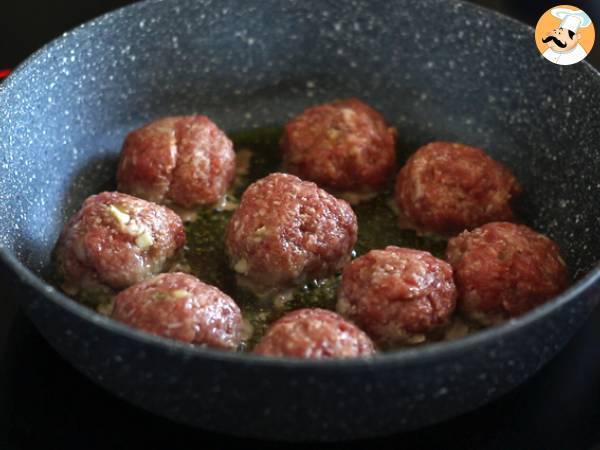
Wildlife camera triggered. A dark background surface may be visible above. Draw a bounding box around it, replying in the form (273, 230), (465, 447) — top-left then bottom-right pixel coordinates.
(1, 1), (600, 449)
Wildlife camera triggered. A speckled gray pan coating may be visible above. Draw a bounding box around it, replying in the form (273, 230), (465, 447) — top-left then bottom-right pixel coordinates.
(0, 0), (599, 441)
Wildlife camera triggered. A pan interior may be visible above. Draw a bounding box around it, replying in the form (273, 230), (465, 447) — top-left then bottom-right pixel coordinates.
(1, 0), (599, 297)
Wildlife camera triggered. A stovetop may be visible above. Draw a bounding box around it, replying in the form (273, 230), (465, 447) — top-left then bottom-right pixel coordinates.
(2, 1), (600, 449)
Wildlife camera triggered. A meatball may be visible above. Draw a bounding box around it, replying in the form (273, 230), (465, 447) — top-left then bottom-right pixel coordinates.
(117, 115), (236, 208)
(112, 272), (242, 349)
(337, 246), (457, 347)
(253, 308), (375, 359)
(55, 192), (185, 298)
(225, 173), (357, 291)
(280, 98), (397, 192)
(446, 222), (570, 325)
(395, 141), (521, 234)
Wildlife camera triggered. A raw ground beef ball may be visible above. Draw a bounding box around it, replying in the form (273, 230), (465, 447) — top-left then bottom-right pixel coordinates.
(280, 98), (397, 192)
(253, 308), (375, 359)
(395, 141), (521, 234)
(112, 272), (242, 349)
(55, 192), (185, 298)
(117, 115), (236, 207)
(225, 173), (357, 291)
(446, 222), (570, 325)
(337, 246), (457, 347)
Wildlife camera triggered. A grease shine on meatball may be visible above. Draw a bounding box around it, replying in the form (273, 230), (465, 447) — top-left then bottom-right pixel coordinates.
(112, 272), (242, 349)
(446, 222), (570, 325)
(281, 98), (397, 192)
(117, 115), (236, 208)
(225, 173), (358, 291)
(253, 308), (375, 359)
(55, 192), (185, 298)
(395, 141), (521, 234)
(337, 246), (457, 347)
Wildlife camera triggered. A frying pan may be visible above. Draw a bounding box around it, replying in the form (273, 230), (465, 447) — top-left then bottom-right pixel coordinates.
(1, 0), (599, 441)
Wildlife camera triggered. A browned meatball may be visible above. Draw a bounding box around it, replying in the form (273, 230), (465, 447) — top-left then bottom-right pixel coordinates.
(112, 273), (242, 349)
(55, 192), (185, 298)
(253, 308), (375, 359)
(395, 142), (521, 234)
(117, 115), (236, 208)
(446, 222), (570, 325)
(337, 246), (457, 347)
(280, 98), (397, 192)
(225, 173), (357, 291)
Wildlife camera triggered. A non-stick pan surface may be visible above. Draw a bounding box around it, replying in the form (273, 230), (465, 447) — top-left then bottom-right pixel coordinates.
(1, 0), (599, 441)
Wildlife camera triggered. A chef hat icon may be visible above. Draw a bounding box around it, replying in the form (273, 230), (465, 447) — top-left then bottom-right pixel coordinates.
(550, 7), (592, 33)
